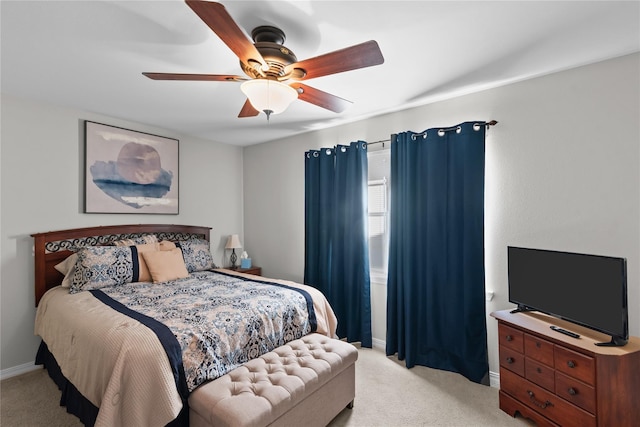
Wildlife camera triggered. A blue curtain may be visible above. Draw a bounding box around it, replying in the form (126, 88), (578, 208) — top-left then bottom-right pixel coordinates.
(386, 121), (488, 384)
(304, 141), (372, 347)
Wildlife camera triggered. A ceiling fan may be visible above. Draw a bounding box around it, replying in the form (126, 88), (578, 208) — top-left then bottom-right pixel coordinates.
(143, 0), (385, 120)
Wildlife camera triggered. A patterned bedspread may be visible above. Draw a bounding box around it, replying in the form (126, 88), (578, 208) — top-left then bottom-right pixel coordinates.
(97, 270), (316, 391)
(35, 269), (336, 427)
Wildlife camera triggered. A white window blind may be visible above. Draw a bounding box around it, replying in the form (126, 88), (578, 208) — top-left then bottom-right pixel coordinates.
(367, 150), (390, 279)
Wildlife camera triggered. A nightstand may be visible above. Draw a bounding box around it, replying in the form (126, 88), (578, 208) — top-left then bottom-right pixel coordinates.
(231, 266), (262, 276)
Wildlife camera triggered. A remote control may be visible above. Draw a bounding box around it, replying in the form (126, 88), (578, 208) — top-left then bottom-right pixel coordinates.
(550, 325), (581, 338)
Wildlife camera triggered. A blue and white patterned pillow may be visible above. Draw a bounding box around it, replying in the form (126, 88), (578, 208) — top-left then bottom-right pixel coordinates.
(176, 238), (215, 272)
(70, 246), (135, 293)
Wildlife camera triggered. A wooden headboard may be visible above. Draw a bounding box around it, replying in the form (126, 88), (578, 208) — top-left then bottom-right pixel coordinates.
(31, 224), (211, 306)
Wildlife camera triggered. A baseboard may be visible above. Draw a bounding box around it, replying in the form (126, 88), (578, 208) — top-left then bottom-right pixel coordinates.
(489, 370), (500, 388)
(372, 337), (386, 350)
(0, 361), (40, 381)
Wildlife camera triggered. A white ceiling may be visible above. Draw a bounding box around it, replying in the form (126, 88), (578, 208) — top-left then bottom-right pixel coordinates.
(2, 1), (639, 146)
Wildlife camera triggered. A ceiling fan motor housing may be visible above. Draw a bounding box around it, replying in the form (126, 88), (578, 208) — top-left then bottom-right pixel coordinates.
(241, 26), (301, 80)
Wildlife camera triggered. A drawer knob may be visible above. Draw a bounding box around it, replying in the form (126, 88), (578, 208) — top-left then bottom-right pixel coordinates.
(536, 342), (541, 348)
(506, 357), (514, 364)
(527, 390), (554, 409)
(567, 360), (576, 368)
(568, 387), (577, 396)
(506, 335), (513, 342)
(536, 367), (542, 374)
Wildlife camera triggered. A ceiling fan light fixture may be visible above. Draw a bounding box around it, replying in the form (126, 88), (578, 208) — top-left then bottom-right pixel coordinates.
(241, 79), (298, 118)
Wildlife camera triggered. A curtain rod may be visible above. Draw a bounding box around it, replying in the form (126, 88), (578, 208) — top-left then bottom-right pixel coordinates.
(366, 120), (498, 147)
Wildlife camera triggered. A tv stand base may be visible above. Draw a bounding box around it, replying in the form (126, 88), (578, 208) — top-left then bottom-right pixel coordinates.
(595, 336), (628, 347)
(509, 305), (535, 314)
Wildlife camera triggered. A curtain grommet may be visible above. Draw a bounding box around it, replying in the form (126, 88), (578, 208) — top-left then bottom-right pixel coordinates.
(313, 151), (319, 158)
(438, 129), (445, 137)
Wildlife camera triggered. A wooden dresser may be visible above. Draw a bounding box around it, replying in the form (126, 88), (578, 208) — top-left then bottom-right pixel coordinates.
(491, 310), (640, 427)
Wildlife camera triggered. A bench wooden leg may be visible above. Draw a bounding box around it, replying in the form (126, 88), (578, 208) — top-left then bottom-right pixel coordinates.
(347, 400), (354, 409)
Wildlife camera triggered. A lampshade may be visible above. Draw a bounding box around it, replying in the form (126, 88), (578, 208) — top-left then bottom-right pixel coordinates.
(241, 79), (298, 117)
(225, 234), (242, 249)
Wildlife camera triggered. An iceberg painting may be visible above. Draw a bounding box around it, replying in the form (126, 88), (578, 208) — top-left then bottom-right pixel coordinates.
(85, 121), (179, 214)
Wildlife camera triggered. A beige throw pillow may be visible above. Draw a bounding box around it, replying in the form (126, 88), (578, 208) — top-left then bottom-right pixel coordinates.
(158, 240), (177, 251)
(141, 248), (189, 283)
(135, 243), (159, 282)
(54, 253), (78, 288)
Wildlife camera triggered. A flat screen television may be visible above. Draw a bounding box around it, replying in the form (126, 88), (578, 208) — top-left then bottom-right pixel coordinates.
(507, 246), (628, 346)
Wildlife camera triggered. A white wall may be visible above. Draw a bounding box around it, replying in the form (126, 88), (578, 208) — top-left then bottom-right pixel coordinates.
(0, 95), (244, 373)
(244, 53), (640, 376)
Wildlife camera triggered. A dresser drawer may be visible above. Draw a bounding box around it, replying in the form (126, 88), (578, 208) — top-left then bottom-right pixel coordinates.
(500, 345), (525, 376)
(498, 323), (524, 353)
(554, 346), (595, 386)
(499, 391), (561, 427)
(524, 334), (554, 366)
(500, 369), (596, 427)
(555, 371), (596, 414)
(525, 357), (555, 392)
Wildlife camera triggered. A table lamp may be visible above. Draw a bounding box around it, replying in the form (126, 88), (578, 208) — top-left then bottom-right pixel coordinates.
(225, 234), (242, 268)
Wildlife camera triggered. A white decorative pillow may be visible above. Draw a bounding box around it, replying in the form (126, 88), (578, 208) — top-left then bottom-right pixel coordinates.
(176, 238), (215, 272)
(54, 253), (78, 288)
(70, 246), (135, 293)
(141, 248), (190, 283)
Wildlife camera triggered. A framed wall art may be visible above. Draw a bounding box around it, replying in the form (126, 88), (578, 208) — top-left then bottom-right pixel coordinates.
(84, 121), (179, 214)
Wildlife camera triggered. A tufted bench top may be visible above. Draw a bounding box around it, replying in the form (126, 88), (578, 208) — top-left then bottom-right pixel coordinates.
(189, 334), (358, 427)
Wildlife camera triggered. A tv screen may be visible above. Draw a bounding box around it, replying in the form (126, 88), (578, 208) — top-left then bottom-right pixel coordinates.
(507, 246), (628, 346)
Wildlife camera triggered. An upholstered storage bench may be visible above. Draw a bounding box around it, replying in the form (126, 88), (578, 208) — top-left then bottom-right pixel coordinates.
(189, 334), (358, 427)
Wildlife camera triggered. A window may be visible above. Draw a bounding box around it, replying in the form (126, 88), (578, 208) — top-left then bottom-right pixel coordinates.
(367, 149), (390, 281)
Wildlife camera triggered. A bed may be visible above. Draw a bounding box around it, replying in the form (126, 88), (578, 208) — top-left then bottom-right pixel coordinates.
(31, 224), (345, 427)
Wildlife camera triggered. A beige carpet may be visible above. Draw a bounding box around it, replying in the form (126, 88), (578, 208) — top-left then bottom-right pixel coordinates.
(1, 347), (532, 426)
(329, 347), (532, 426)
(1, 367), (83, 427)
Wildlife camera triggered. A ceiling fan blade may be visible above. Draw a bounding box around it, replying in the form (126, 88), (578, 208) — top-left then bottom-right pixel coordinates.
(185, 1), (266, 70)
(142, 72), (246, 82)
(285, 40), (384, 81)
(238, 99), (260, 117)
(289, 83), (352, 113)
